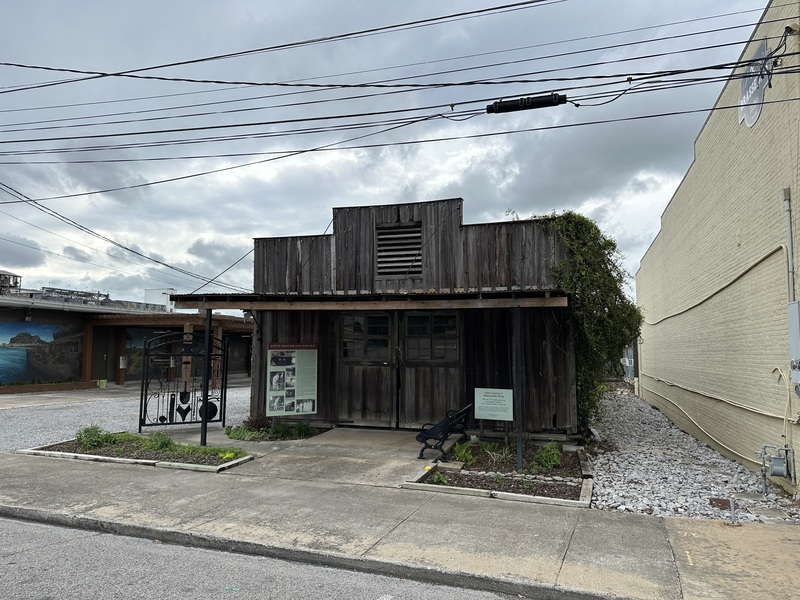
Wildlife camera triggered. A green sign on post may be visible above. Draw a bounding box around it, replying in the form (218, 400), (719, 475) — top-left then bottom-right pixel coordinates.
(474, 388), (513, 421)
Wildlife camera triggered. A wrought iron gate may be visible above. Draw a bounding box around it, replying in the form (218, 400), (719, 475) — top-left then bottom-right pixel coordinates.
(138, 332), (228, 431)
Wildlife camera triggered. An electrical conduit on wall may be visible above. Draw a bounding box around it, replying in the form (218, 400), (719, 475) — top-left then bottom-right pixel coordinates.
(640, 243), (798, 468)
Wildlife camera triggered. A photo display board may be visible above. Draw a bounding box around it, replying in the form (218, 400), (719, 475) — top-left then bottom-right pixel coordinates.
(266, 344), (318, 416)
(474, 388), (513, 421)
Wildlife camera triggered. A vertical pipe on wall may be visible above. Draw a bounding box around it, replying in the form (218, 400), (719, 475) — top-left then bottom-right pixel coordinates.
(784, 188), (796, 303)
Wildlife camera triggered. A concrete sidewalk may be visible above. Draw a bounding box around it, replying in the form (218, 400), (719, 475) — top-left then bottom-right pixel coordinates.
(1, 426), (798, 599)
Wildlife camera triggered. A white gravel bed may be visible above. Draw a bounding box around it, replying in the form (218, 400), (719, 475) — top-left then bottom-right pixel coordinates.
(0, 386), (252, 453)
(590, 385), (799, 523)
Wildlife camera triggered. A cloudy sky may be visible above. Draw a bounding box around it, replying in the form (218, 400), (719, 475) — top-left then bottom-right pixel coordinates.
(0, 0), (773, 305)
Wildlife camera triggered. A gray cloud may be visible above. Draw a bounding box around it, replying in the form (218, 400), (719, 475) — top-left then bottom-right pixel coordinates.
(0, 0), (761, 301)
(61, 246), (92, 262)
(0, 234), (45, 269)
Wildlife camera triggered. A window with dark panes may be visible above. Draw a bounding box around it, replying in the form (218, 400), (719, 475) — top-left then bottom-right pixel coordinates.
(341, 313), (390, 361)
(406, 313), (458, 361)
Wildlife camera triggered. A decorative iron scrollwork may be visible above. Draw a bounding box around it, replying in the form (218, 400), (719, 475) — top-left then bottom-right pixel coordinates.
(138, 332), (228, 431)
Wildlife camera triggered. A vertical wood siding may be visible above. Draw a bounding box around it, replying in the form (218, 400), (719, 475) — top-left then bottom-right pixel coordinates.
(254, 235), (333, 294)
(463, 308), (573, 431)
(255, 199), (561, 294)
(251, 311), (336, 423)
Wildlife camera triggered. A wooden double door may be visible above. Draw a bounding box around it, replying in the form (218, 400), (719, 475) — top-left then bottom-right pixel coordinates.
(335, 311), (463, 428)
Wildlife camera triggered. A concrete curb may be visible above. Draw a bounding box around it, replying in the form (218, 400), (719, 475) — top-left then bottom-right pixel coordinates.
(16, 448), (254, 473)
(0, 504), (613, 600)
(401, 453), (594, 508)
(16, 449), (158, 467)
(403, 478), (593, 508)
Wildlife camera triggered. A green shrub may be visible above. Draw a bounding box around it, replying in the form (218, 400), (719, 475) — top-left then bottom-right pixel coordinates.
(243, 412), (271, 431)
(226, 419), (320, 442)
(453, 441), (476, 465)
(534, 441), (562, 471)
(226, 425), (262, 441)
(75, 425), (116, 451)
(143, 431), (175, 451)
(431, 471), (449, 484)
(269, 422), (292, 440)
(544, 212), (642, 432)
(292, 421), (312, 438)
(485, 444), (513, 466)
(478, 440), (500, 454)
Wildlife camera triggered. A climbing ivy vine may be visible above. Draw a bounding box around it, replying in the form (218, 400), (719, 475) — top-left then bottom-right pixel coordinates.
(541, 211), (643, 432)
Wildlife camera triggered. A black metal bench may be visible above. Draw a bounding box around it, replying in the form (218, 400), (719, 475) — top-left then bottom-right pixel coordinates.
(416, 404), (472, 460)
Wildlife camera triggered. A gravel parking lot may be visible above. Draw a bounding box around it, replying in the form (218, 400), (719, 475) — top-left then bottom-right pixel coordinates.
(0, 385), (251, 454)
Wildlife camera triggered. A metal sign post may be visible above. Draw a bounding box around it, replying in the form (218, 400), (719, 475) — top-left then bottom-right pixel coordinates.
(513, 305), (523, 471)
(200, 308), (212, 447)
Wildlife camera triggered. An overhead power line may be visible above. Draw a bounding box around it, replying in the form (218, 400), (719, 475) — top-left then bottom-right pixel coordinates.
(0, 0), (563, 96)
(0, 44), (791, 153)
(0, 33), (782, 93)
(0, 181), (251, 292)
(0, 3), (777, 119)
(3, 91), (797, 205)
(1, 17), (786, 135)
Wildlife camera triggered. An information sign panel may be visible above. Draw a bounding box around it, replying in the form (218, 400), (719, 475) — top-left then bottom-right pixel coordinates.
(474, 388), (513, 421)
(266, 344), (318, 416)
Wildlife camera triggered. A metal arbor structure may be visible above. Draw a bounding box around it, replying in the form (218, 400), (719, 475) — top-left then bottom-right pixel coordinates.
(138, 330), (228, 436)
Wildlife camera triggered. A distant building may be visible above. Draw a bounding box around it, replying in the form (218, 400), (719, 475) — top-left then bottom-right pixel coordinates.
(144, 288), (176, 312)
(636, 1), (798, 494)
(0, 270), (22, 295)
(0, 273), (249, 387)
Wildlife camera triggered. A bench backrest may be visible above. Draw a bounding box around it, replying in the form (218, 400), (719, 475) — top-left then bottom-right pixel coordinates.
(448, 404), (472, 427)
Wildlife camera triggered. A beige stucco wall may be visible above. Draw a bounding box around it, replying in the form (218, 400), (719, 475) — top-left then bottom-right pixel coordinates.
(637, 1), (800, 494)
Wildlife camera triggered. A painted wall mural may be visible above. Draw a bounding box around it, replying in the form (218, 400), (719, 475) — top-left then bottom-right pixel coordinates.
(0, 321), (82, 384)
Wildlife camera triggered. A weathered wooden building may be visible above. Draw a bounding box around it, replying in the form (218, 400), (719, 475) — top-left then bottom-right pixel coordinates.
(175, 198), (576, 432)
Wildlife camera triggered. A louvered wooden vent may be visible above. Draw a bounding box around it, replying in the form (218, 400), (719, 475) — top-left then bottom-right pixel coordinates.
(376, 222), (423, 277)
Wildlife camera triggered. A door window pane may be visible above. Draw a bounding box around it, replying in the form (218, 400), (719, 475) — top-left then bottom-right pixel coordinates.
(341, 313), (390, 362)
(407, 315), (430, 336)
(406, 313), (458, 362)
(366, 315), (389, 336)
(342, 339), (364, 359)
(433, 315), (456, 336)
(406, 337), (431, 360)
(366, 338), (390, 360)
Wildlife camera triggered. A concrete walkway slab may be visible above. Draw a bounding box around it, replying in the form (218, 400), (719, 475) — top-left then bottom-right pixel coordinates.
(665, 517), (800, 599)
(1, 421), (799, 599)
(367, 493), (578, 586)
(167, 427), (434, 487)
(559, 510), (681, 599)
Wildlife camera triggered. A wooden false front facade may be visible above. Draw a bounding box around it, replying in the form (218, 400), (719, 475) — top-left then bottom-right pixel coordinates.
(176, 198), (576, 433)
